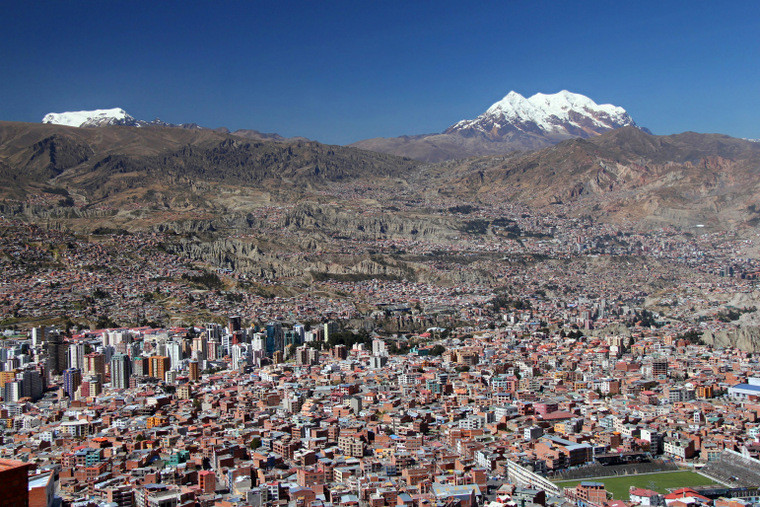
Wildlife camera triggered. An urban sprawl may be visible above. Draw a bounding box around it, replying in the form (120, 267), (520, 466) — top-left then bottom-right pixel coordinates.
(3, 212), (760, 507)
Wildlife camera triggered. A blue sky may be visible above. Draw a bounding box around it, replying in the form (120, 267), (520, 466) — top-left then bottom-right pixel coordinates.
(1, 1), (758, 144)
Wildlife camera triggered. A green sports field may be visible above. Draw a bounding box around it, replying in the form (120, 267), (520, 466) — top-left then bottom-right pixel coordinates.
(554, 470), (720, 500)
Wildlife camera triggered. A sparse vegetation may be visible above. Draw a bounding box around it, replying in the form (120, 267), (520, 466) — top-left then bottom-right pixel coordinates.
(182, 271), (224, 290)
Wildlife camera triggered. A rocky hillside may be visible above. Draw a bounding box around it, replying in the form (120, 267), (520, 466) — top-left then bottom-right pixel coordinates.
(3, 121), (760, 229)
(430, 127), (760, 227)
(0, 121), (418, 203)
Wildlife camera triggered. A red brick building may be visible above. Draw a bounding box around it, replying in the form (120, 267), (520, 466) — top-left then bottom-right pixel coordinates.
(199, 470), (216, 494)
(0, 459), (32, 507)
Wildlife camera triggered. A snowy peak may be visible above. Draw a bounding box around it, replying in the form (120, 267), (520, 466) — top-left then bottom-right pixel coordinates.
(42, 108), (140, 128)
(352, 89), (643, 162)
(41, 108), (203, 130)
(446, 90), (636, 140)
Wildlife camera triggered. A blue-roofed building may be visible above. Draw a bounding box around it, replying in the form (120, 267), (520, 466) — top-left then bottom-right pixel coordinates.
(729, 379), (760, 400)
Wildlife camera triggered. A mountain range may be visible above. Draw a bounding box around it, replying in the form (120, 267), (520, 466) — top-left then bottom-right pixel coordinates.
(5, 90), (757, 231)
(0, 120), (414, 208)
(2, 120), (760, 230)
(11, 92), (760, 344)
(40, 91), (640, 162)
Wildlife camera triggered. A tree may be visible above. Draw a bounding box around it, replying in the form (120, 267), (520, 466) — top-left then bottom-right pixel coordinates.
(95, 315), (118, 329)
(430, 345), (446, 356)
(92, 288), (110, 299)
(388, 341), (410, 355)
(676, 329), (703, 345)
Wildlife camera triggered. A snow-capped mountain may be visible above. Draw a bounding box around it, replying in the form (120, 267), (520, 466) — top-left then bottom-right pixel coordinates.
(42, 108), (140, 127)
(42, 108), (202, 129)
(445, 90), (636, 139)
(352, 90), (643, 162)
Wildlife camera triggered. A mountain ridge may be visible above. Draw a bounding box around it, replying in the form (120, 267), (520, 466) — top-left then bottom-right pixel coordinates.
(0, 120), (418, 204)
(5, 109), (760, 230)
(433, 126), (760, 227)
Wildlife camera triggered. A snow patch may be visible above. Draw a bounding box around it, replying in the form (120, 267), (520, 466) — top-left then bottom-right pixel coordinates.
(42, 108), (136, 127)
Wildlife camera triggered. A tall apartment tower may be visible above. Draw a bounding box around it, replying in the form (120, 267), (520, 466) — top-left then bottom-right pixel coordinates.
(84, 352), (106, 383)
(324, 321), (339, 343)
(21, 370), (43, 401)
(166, 341), (183, 371)
(188, 360), (200, 382)
(149, 356), (170, 380)
(63, 368), (82, 398)
(31, 327), (45, 348)
(228, 315), (242, 333)
(266, 322), (284, 357)
(111, 353), (131, 389)
(372, 339), (389, 357)
(651, 357), (669, 378)
(46, 332), (67, 379)
(132, 356), (149, 377)
(68, 342), (86, 370)
(192, 335), (208, 361)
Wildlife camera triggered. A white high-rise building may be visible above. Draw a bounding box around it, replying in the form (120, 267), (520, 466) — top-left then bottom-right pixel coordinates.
(221, 334), (232, 356)
(231, 343), (251, 370)
(166, 341), (183, 371)
(372, 339), (388, 357)
(252, 333), (266, 353)
(105, 330), (129, 348)
(206, 323), (223, 341)
(4, 380), (22, 403)
(31, 327), (45, 348)
(68, 343), (86, 370)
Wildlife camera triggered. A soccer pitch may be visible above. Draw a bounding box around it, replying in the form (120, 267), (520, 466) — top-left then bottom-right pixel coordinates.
(554, 470), (720, 500)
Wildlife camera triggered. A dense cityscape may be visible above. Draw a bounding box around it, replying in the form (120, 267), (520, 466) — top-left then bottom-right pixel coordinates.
(4, 206), (760, 507)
